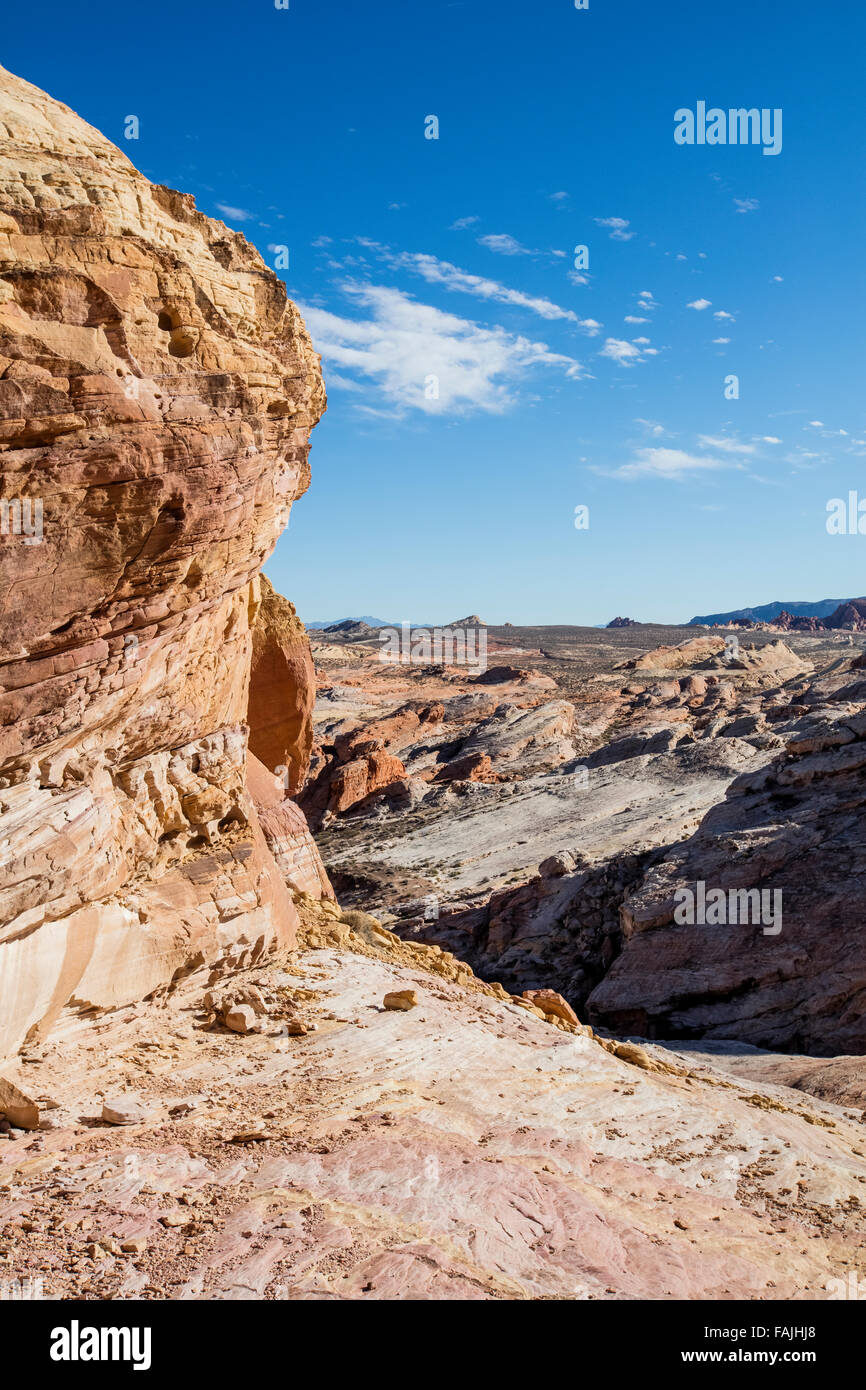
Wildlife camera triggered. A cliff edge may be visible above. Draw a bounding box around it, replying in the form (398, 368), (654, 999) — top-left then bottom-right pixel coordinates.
(0, 66), (328, 1061)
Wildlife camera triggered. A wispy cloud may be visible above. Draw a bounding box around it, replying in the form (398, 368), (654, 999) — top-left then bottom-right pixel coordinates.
(300, 282), (586, 417)
(688, 298), (712, 311)
(355, 242), (600, 329)
(734, 197), (759, 213)
(216, 203), (255, 222)
(595, 216), (635, 241)
(477, 232), (533, 256)
(450, 215), (479, 229)
(606, 446), (742, 481)
(714, 309), (736, 322)
(697, 434), (755, 455)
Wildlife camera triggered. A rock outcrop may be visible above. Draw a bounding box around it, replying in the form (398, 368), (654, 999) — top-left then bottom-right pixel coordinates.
(589, 690), (866, 1053)
(248, 576), (315, 793)
(0, 66), (327, 1061)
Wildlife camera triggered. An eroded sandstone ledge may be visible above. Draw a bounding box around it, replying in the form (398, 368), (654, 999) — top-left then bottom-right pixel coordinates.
(0, 65), (328, 1060)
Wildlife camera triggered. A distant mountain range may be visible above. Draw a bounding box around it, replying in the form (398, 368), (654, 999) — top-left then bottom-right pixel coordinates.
(307, 616), (473, 630)
(306, 616), (395, 630)
(689, 599), (850, 626)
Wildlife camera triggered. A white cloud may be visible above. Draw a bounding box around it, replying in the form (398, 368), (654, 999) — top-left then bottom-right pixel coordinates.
(359, 244), (598, 327)
(712, 337), (730, 344)
(734, 198), (759, 213)
(635, 418), (665, 436)
(216, 203), (255, 222)
(808, 420), (824, 427)
(595, 217), (635, 241)
(688, 298), (712, 310)
(761, 436), (782, 444)
(568, 271), (589, 286)
(632, 336), (650, 345)
(697, 434), (755, 455)
(772, 275), (783, 282)
(300, 282), (585, 416)
(477, 233), (532, 256)
(608, 447), (738, 481)
(549, 191), (569, 202)
(714, 310), (735, 321)
(450, 215), (479, 229)
(600, 337), (643, 365)
(624, 315), (648, 323)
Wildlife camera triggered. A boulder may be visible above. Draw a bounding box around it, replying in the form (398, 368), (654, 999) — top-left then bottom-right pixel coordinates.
(383, 990), (418, 1011)
(522, 989), (580, 1026)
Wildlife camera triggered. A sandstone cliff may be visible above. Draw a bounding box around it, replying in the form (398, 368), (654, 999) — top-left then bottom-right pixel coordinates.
(0, 66), (328, 1061)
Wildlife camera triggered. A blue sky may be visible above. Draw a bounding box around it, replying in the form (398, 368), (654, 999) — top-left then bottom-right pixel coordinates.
(7, 0), (866, 624)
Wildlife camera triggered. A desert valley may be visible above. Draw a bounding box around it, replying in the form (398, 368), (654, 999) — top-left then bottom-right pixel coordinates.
(0, 60), (864, 1321)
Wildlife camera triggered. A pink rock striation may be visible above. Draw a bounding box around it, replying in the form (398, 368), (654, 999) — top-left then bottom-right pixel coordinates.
(0, 66), (329, 1060)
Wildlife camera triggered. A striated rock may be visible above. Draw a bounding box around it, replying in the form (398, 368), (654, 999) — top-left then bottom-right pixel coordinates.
(0, 67), (327, 1060)
(624, 636), (725, 672)
(589, 700), (866, 1053)
(4, 942), (865, 1301)
(247, 753), (334, 900)
(453, 700), (576, 777)
(248, 577), (315, 793)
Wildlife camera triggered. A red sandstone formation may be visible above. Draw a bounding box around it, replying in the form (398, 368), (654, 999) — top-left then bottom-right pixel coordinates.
(248, 576), (315, 794)
(0, 65), (329, 1060)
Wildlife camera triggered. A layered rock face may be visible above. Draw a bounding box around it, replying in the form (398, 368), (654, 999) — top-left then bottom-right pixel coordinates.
(248, 576), (315, 794)
(0, 66), (327, 1061)
(589, 674), (866, 1054)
